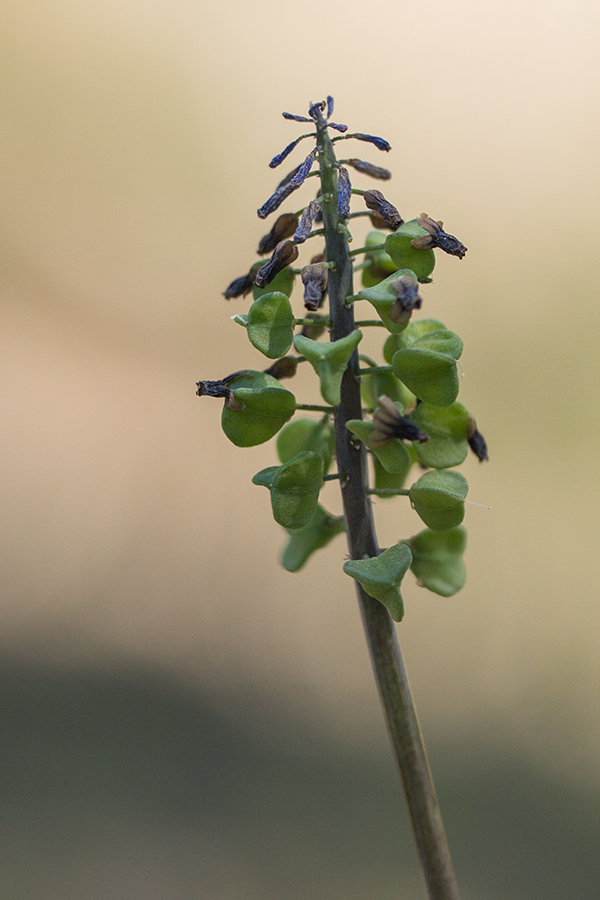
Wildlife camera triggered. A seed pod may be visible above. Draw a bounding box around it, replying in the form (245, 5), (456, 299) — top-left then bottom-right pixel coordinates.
(301, 262), (329, 311)
(412, 214), (467, 259)
(294, 200), (321, 244)
(370, 396), (428, 449)
(363, 190), (403, 229)
(387, 274), (423, 324)
(337, 166), (352, 220)
(258, 213), (299, 255)
(467, 418), (489, 461)
(347, 159), (392, 181)
(263, 356), (300, 380)
(254, 241), (299, 288)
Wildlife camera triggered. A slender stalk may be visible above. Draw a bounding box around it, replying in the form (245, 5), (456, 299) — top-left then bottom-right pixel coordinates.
(314, 108), (461, 900)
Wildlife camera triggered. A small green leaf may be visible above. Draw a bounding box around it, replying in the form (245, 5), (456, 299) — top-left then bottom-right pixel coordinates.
(347, 419), (412, 474)
(392, 330), (462, 407)
(276, 417), (335, 474)
(252, 265), (295, 300)
(385, 220), (436, 281)
(343, 543), (413, 621)
(357, 269), (417, 333)
(293, 330), (363, 406)
(221, 371), (296, 447)
(281, 504), (346, 572)
(246, 292), (294, 359)
(409, 470), (468, 531)
(411, 402), (470, 469)
(408, 527), (467, 596)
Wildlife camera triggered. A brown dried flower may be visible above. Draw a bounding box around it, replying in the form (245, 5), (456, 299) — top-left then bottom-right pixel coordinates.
(301, 262), (329, 311)
(363, 190), (403, 230)
(369, 396), (428, 449)
(254, 240), (299, 288)
(411, 214), (467, 259)
(257, 213), (299, 255)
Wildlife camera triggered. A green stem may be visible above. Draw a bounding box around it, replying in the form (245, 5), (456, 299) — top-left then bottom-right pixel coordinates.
(359, 365), (393, 375)
(367, 487), (410, 496)
(349, 242), (385, 257)
(354, 320), (387, 327)
(295, 403), (335, 413)
(314, 106), (461, 900)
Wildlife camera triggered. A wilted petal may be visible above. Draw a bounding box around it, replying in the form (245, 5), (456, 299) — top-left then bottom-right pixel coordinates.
(388, 275), (423, 324)
(343, 133), (391, 152)
(294, 200), (321, 243)
(269, 134), (311, 169)
(328, 122), (348, 133)
(254, 240), (299, 287)
(326, 95), (334, 118)
(301, 262), (329, 311)
(337, 166), (352, 220)
(370, 396), (428, 448)
(347, 158), (391, 180)
(308, 100), (326, 120)
(363, 189), (403, 229)
(467, 418), (489, 461)
(414, 214), (467, 259)
(258, 213), (299, 254)
(223, 270), (256, 300)
(282, 111), (312, 123)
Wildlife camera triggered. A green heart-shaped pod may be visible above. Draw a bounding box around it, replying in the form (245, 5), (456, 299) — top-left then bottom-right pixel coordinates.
(293, 330), (363, 407)
(357, 269), (417, 333)
(253, 451), (324, 529)
(411, 401), (470, 469)
(384, 319), (448, 361)
(276, 417), (335, 475)
(385, 220), (436, 281)
(281, 504), (346, 572)
(346, 418), (412, 474)
(392, 329), (463, 407)
(361, 230), (398, 288)
(409, 470), (468, 531)
(246, 292), (294, 359)
(252, 263), (295, 300)
(408, 527), (467, 596)
(343, 542), (413, 622)
(221, 371), (296, 447)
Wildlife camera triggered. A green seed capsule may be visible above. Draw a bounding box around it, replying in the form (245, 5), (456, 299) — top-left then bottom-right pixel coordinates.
(385, 220), (436, 281)
(409, 470), (468, 531)
(276, 417), (335, 474)
(281, 504), (346, 572)
(343, 542), (413, 622)
(221, 371), (296, 447)
(293, 330), (362, 406)
(253, 451), (324, 530)
(246, 291), (294, 359)
(411, 402), (471, 469)
(408, 527), (467, 597)
(392, 329), (463, 407)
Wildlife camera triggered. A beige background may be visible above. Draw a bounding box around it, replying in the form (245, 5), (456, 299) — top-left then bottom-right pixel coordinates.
(1, 0), (600, 897)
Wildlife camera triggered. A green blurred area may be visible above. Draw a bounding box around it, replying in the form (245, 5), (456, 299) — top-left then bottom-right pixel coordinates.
(1, 0), (600, 896)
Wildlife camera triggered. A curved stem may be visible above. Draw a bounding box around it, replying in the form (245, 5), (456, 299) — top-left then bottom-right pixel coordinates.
(314, 107), (461, 900)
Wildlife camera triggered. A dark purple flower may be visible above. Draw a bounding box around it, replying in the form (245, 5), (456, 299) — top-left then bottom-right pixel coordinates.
(387, 274), (423, 325)
(263, 356), (300, 380)
(294, 200), (320, 244)
(342, 133), (391, 152)
(254, 240), (299, 287)
(223, 269), (258, 300)
(363, 189), (403, 229)
(282, 111), (312, 123)
(269, 134), (312, 169)
(337, 166), (352, 220)
(257, 213), (299, 255)
(347, 158), (391, 181)
(326, 95), (334, 118)
(301, 262), (328, 311)
(308, 100), (326, 120)
(369, 396), (428, 449)
(467, 419), (489, 461)
(257, 149), (317, 219)
(412, 214), (467, 259)
(328, 122), (348, 133)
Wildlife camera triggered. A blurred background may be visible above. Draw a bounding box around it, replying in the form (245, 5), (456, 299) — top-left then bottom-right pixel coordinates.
(1, 0), (600, 897)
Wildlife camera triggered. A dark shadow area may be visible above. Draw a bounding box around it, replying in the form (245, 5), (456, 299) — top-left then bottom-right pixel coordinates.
(1, 654), (598, 900)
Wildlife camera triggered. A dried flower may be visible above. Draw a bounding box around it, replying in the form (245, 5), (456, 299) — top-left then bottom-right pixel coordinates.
(346, 158), (392, 180)
(254, 240), (299, 288)
(257, 213), (299, 255)
(411, 214), (467, 259)
(257, 149), (317, 219)
(467, 418), (489, 461)
(363, 190), (403, 229)
(328, 122), (348, 133)
(369, 212), (395, 231)
(223, 267), (259, 300)
(387, 274), (423, 324)
(308, 100), (327, 120)
(294, 200), (321, 244)
(196, 370), (253, 410)
(301, 262), (328, 311)
(370, 396), (428, 449)
(282, 111), (312, 123)
(337, 166), (352, 220)
(326, 95), (334, 117)
(276, 164), (301, 190)
(342, 133), (391, 152)
(269, 134), (311, 169)
(263, 356), (300, 380)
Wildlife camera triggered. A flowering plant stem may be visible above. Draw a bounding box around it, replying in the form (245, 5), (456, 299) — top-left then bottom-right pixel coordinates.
(315, 107), (461, 900)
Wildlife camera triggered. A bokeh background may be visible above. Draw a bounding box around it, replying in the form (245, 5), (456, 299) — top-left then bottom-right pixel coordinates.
(1, 0), (600, 897)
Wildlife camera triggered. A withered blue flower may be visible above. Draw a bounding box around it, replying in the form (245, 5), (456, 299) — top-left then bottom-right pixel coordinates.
(337, 166), (352, 220)
(257, 149), (317, 219)
(269, 134), (312, 169)
(341, 133), (391, 152)
(363, 189), (403, 229)
(387, 274), (423, 325)
(254, 240), (299, 287)
(257, 213), (299, 255)
(467, 419), (489, 461)
(294, 200), (321, 244)
(282, 111), (312, 123)
(370, 396), (428, 449)
(328, 122), (348, 133)
(301, 262), (328, 311)
(412, 214), (467, 259)
(347, 158), (391, 181)
(308, 100), (327, 120)
(326, 95), (334, 118)
(223, 268), (258, 300)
